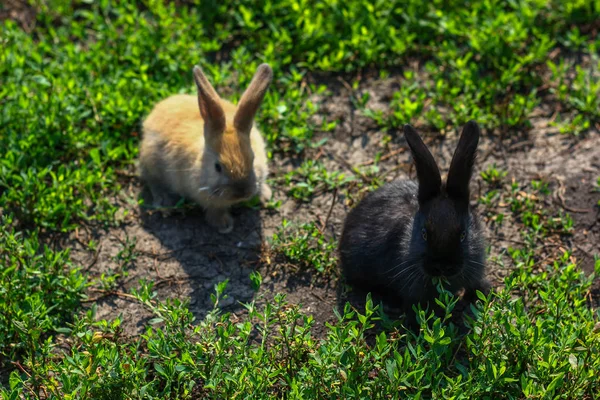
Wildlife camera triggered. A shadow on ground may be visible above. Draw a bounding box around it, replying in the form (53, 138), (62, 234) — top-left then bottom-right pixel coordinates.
(138, 199), (263, 316)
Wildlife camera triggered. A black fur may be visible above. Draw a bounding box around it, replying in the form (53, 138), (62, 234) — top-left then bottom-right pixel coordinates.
(339, 122), (489, 324)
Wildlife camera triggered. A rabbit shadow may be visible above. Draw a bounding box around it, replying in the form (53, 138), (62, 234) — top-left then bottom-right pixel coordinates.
(137, 186), (263, 322)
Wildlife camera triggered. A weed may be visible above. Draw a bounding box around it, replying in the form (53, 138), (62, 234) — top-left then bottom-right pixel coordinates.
(0, 215), (85, 367)
(270, 220), (337, 274)
(3, 252), (599, 398)
(481, 164), (508, 187)
(548, 54), (600, 135)
(284, 160), (355, 202)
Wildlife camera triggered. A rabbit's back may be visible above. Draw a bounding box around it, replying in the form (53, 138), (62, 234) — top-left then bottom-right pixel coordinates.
(339, 180), (419, 295)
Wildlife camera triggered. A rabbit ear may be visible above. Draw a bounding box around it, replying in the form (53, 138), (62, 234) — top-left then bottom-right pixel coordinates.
(234, 64), (273, 134)
(446, 120), (480, 202)
(193, 66), (225, 132)
(404, 124), (442, 204)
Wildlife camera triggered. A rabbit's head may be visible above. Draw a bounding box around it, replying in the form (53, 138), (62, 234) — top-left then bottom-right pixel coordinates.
(192, 64), (272, 202)
(403, 122), (484, 279)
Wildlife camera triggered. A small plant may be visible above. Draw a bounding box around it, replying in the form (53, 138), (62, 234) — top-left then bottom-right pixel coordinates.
(548, 55), (600, 135)
(0, 215), (86, 368)
(4, 249), (600, 399)
(481, 164), (508, 187)
(284, 160), (355, 201)
(270, 220), (337, 274)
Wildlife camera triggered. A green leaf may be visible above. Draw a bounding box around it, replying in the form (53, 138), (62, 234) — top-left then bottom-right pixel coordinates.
(546, 373), (565, 394)
(154, 363), (166, 376)
(89, 148), (101, 166)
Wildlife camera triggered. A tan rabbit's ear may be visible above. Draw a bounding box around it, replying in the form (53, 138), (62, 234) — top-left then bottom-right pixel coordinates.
(234, 64), (273, 134)
(193, 66), (225, 131)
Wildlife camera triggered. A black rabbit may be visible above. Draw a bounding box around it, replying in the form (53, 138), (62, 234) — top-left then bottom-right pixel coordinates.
(339, 121), (490, 324)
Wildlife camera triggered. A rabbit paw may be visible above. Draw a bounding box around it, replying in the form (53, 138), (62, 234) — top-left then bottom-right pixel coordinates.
(259, 183), (272, 203)
(147, 183), (179, 209)
(206, 208), (234, 234)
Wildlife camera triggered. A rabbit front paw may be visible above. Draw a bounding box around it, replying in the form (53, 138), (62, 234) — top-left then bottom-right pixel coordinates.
(145, 181), (179, 209)
(206, 208), (234, 234)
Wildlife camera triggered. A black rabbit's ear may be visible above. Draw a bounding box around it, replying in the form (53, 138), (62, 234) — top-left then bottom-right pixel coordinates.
(404, 124), (441, 204)
(446, 120), (480, 202)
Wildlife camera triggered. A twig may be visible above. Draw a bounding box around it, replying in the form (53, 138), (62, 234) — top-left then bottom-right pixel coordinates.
(11, 361), (31, 378)
(449, 337), (466, 366)
(337, 76), (354, 92)
(115, 170), (138, 178)
(554, 178), (593, 213)
(209, 253), (226, 272)
(321, 188), (338, 234)
(360, 147), (406, 166)
(311, 292), (325, 301)
(85, 243), (102, 272)
(508, 140), (534, 151)
(83, 288), (139, 303)
(332, 154), (369, 182)
(380, 165), (406, 179)
(153, 274), (216, 287)
(553, 198), (593, 214)
(480, 142), (497, 164)
(314, 146), (325, 161)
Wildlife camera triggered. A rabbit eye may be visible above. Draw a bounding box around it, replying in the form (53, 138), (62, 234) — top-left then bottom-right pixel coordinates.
(460, 231), (466, 242)
(215, 162), (222, 173)
(421, 228), (427, 241)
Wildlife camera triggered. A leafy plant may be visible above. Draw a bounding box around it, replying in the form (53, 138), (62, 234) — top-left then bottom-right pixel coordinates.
(284, 160), (355, 201)
(270, 220), (338, 274)
(481, 164), (508, 187)
(0, 215), (85, 367)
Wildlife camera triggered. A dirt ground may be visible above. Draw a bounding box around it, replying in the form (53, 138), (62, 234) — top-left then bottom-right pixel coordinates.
(66, 75), (600, 337)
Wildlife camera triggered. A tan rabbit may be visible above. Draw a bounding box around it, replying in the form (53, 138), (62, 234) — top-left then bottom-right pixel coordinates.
(140, 64), (273, 233)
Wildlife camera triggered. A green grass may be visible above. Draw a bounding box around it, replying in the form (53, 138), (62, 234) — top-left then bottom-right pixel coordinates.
(1, 0), (600, 398)
(0, 216), (86, 371)
(282, 160), (355, 202)
(3, 255), (599, 398)
(270, 220), (338, 274)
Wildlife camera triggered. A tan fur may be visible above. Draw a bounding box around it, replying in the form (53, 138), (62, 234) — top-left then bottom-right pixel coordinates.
(216, 126), (253, 180)
(139, 64), (272, 233)
(140, 95), (269, 201)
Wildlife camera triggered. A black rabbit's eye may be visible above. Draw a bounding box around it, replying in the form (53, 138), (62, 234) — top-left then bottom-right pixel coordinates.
(460, 231), (466, 242)
(421, 228), (427, 241)
(215, 162), (222, 173)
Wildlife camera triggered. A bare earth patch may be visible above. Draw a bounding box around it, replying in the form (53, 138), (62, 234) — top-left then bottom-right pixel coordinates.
(68, 75), (600, 337)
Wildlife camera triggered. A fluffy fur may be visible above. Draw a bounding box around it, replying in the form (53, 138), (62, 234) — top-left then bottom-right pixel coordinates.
(339, 122), (490, 324)
(139, 64), (272, 233)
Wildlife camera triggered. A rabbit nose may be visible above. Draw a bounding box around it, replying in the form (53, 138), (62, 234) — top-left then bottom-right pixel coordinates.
(425, 263), (444, 277)
(431, 264), (444, 276)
